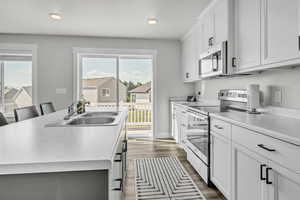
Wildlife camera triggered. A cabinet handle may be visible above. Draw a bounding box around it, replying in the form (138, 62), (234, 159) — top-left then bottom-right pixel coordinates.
(266, 167), (272, 184)
(123, 140), (128, 153)
(257, 144), (276, 152)
(214, 125), (223, 130)
(209, 37), (214, 46)
(186, 73), (190, 78)
(232, 57), (237, 68)
(114, 152), (122, 162)
(260, 164), (267, 181)
(113, 178), (123, 191)
(298, 36), (300, 51)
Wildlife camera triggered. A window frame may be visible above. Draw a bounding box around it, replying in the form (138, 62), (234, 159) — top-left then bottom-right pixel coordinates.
(101, 88), (110, 97)
(0, 44), (38, 116)
(73, 47), (157, 137)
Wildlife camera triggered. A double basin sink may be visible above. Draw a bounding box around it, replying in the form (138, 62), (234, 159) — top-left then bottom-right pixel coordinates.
(46, 111), (120, 127)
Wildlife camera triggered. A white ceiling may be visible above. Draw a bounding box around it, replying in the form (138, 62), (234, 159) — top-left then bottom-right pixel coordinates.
(0, 0), (210, 39)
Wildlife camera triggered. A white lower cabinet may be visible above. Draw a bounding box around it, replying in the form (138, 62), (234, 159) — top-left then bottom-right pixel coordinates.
(231, 143), (268, 200)
(265, 161), (300, 200)
(210, 131), (231, 199)
(173, 104), (187, 146)
(210, 119), (300, 200)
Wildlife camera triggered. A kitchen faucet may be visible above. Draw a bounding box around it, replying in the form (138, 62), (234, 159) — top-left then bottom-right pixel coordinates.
(64, 102), (77, 120)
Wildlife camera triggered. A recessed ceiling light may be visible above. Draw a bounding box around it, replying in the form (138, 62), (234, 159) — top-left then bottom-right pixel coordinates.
(49, 12), (62, 20)
(147, 18), (158, 25)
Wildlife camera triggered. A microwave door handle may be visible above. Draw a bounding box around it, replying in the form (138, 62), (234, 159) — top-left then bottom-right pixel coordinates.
(212, 54), (218, 72)
(222, 41), (228, 73)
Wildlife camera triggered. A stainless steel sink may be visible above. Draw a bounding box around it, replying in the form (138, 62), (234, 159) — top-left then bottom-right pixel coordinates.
(82, 112), (119, 117)
(45, 111), (122, 127)
(67, 117), (115, 125)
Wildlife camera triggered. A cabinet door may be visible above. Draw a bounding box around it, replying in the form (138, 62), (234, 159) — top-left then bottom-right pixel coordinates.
(201, 13), (214, 52)
(262, 0), (300, 65)
(174, 113), (181, 143)
(232, 144), (267, 200)
(213, 0), (228, 45)
(234, 0), (261, 70)
(181, 36), (190, 82)
(182, 32), (197, 82)
(266, 161), (300, 200)
(210, 131), (231, 199)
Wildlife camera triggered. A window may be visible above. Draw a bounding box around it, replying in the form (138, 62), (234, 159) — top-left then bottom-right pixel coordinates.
(80, 56), (117, 107)
(0, 53), (33, 117)
(101, 88), (110, 97)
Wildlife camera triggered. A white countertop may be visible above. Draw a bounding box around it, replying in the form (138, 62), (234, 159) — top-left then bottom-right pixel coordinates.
(0, 107), (128, 175)
(174, 102), (300, 147)
(210, 110), (300, 147)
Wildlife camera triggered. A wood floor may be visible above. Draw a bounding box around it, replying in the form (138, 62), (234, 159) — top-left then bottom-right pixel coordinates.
(124, 138), (226, 200)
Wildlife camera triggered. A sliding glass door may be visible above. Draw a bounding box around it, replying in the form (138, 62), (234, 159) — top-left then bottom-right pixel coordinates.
(79, 54), (153, 137)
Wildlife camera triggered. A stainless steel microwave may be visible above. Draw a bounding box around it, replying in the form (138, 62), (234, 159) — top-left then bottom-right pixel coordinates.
(199, 41), (228, 78)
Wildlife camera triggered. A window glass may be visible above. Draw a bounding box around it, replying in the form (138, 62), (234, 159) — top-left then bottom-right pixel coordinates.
(0, 60), (32, 116)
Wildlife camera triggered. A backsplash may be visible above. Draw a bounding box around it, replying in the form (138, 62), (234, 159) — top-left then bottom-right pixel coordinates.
(195, 66), (300, 109)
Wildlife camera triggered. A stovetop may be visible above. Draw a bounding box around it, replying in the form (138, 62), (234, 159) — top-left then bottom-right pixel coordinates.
(188, 106), (221, 115)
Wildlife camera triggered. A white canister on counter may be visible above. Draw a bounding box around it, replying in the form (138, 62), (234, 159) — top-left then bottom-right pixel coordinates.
(247, 84), (260, 113)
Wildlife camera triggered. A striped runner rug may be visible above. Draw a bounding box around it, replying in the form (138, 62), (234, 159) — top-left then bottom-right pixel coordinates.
(135, 156), (207, 200)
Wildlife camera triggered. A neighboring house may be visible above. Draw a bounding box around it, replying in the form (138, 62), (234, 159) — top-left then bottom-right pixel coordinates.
(129, 82), (151, 103)
(82, 77), (127, 104)
(14, 86), (32, 108)
(3, 86), (32, 113)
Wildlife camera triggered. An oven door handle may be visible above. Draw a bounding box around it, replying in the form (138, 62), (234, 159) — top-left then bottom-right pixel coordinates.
(187, 112), (208, 121)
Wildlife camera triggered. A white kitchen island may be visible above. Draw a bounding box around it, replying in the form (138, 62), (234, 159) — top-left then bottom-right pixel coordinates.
(0, 107), (128, 200)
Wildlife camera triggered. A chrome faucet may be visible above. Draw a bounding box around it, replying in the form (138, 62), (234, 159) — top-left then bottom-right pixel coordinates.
(64, 102), (77, 120)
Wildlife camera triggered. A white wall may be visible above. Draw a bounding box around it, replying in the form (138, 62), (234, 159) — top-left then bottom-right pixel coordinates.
(195, 67), (300, 109)
(0, 34), (194, 137)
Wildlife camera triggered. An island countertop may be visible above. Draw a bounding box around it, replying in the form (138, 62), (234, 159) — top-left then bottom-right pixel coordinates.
(0, 107), (128, 175)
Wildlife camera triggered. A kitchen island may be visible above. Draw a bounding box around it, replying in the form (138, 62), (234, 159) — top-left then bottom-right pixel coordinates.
(0, 107), (128, 200)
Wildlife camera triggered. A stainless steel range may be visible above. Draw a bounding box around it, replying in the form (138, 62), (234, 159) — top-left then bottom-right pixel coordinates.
(184, 106), (219, 184)
(184, 89), (260, 185)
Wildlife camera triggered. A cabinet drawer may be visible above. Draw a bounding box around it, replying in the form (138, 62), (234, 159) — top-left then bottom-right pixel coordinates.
(211, 118), (231, 139)
(232, 125), (300, 174)
(186, 147), (208, 183)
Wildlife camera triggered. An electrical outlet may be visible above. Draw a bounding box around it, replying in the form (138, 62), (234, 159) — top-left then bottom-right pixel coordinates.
(56, 88), (67, 94)
(270, 86), (282, 106)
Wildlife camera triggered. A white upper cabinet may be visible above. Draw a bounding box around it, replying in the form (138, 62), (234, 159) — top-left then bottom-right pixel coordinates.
(262, 0), (300, 65)
(182, 25), (200, 82)
(201, 13), (214, 52)
(199, 0), (229, 54)
(234, 0), (300, 72)
(213, 0), (229, 45)
(234, 0), (261, 70)
(182, 32), (194, 82)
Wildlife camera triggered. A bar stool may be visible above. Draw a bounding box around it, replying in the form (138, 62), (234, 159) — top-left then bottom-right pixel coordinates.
(40, 102), (56, 115)
(14, 106), (39, 122)
(0, 112), (8, 126)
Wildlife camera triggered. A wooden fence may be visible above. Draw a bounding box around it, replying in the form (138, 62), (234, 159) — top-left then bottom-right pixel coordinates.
(91, 102), (152, 130)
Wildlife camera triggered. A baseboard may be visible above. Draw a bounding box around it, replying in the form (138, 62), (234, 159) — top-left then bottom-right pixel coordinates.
(154, 131), (172, 139)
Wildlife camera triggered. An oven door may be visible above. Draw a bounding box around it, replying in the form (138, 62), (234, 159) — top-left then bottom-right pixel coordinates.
(185, 112), (209, 164)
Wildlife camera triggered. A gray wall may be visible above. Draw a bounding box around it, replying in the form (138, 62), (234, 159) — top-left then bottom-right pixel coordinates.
(195, 67), (300, 109)
(0, 34), (194, 137)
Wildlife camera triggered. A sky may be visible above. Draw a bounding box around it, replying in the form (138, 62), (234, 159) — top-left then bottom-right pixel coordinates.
(82, 57), (152, 84)
(1, 57), (152, 89)
(3, 61), (32, 88)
